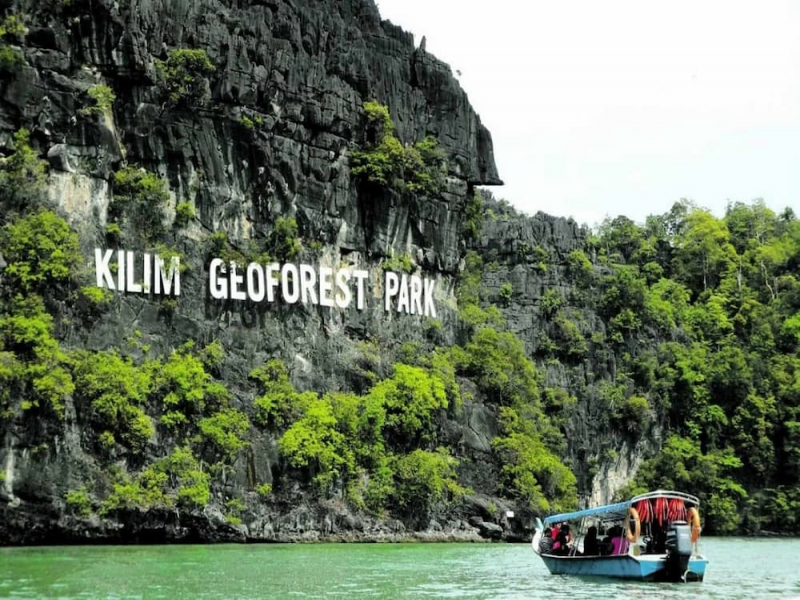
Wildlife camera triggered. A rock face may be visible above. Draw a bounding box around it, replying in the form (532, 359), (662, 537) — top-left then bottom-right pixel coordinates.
(0, 0), (644, 545)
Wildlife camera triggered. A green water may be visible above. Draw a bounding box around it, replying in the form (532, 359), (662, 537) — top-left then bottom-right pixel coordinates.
(1, 538), (798, 599)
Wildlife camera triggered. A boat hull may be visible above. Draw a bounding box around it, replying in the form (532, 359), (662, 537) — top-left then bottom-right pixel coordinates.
(539, 553), (708, 582)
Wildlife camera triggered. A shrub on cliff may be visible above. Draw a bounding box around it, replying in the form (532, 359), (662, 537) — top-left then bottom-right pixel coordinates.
(463, 327), (542, 407)
(174, 201), (196, 228)
(152, 342), (230, 431)
(268, 216), (301, 260)
(0, 295), (74, 416)
(0, 210), (81, 295)
(251, 359), (315, 429)
(196, 408), (250, 461)
(65, 488), (93, 516)
(80, 84), (115, 117)
(366, 364), (448, 450)
(279, 395), (345, 489)
(101, 446), (210, 514)
(392, 448), (464, 516)
(350, 101), (446, 196)
(492, 407), (577, 514)
(71, 350), (154, 453)
(0, 14), (26, 73)
(462, 189), (485, 241)
(0, 129), (48, 210)
(111, 166), (169, 241)
(566, 249), (593, 285)
(156, 48), (215, 107)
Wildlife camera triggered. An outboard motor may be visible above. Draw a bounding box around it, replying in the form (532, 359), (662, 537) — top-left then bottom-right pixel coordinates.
(665, 520), (693, 581)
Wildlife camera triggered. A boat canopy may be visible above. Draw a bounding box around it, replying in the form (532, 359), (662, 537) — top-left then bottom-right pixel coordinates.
(542, 490), (700, 527)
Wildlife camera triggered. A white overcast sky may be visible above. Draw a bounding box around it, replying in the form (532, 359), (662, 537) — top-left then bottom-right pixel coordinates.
(376, 0), (800, 227)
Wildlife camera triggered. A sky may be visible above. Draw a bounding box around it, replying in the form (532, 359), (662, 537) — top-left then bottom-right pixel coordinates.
(376, 0), (800, 228)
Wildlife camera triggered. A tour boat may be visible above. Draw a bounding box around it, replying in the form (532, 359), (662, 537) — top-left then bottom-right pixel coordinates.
(532, 490), (708, 582)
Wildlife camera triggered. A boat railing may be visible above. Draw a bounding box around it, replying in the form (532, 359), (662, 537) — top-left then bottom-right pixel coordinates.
(629, 490), (700, 507)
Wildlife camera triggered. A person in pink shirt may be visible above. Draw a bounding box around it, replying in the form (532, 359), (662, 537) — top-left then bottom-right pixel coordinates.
(611, 534), (629, 555)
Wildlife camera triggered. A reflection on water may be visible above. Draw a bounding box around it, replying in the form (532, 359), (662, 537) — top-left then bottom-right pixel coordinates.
(1, 538), (799, 599)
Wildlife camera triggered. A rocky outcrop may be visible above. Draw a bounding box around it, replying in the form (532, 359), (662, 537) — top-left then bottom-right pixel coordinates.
(0, 0), (518, 544)
(466, 200), (658, 503)
(0, 0), (645, 545)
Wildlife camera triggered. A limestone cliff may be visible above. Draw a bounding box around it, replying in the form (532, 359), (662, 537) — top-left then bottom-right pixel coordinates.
(0, 0), (646, 545)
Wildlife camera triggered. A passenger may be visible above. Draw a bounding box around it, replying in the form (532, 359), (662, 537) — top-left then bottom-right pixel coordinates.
(599, 528), (613, 555)
(555, 523), (572, 556)
(583, 525), (599, 556)
(539, 528), (554, 554)
(610, 524), (628, 555)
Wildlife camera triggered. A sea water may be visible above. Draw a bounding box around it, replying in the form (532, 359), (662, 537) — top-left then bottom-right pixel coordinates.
(1, 537), (798, 599)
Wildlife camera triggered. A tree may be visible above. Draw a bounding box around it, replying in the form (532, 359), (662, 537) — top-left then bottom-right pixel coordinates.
(0, 129), (47, 210)
(0, 210), (80, 296)
(673, 209), (737, 294)
(156, 49), (215, 107)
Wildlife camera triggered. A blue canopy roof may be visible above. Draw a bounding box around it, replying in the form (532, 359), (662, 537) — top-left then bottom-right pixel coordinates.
(543, 501), (630, 526)
(542, 490), (700, 526)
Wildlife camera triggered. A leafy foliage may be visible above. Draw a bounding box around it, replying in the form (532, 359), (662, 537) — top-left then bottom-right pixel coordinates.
(279, 395), (345, 489)
(111, 166), (169, 241)
(0, 210), (81, 295)
(156, 49), (215, 107)
(251, 359), (313, 429)
(65, 488), (93, 516)
(493, 407), (577, 514)
(0, 129), (48, 209)
(153, 342), (230, 426)
(350, 101), (446, 196)
(588, 199), (800, 532)
(72, 350), (154, 453)
(196, 408), (250, 460)
(393, 448), (464, 515)
(382, 253), (413, 274)
(0, 295), (74, 415)
(81, 84), (115, 116)
(174, 202), (196, 227)
(101, 446), (210, 514)
(0, 14), (26, 73)
(268, 216), (301, 260)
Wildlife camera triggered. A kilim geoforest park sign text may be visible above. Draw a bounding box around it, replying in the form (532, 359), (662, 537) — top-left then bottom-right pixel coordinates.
(94, 249), (438, 318)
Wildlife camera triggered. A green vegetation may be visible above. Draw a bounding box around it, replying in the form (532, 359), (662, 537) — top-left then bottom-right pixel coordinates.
(498, 282), (513, 306)
(1, 210), (81, 295)
(111, 166), (169, 241)
(72, 350), (154, 452)
(239, 114), (263, 130)
(382, 253), (413, 274)
(101, 446), (210, 514)
(581, 199), (800, 533)
(0, 128), (48, 209)
(566, 249), (593, 285)
(268, 216), (301, 260)
(174, 201), (196, 227)
(463, 189), (485, 241)
(350, 101), (446, 196)
(0, 131), (794, 540)
(493, 407), (577, 514)
(393, 448), (464, 516)
(248, 356), (464, 515)
(196, 408), (250, 460)
(156, 49), (215, 107)
(65, 488), (93, 516)
(81, 84), (115, 116)
(0, 14), (26, 72)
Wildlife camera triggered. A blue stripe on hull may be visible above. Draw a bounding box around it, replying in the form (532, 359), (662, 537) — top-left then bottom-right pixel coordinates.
(540, 554), (708, 582)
